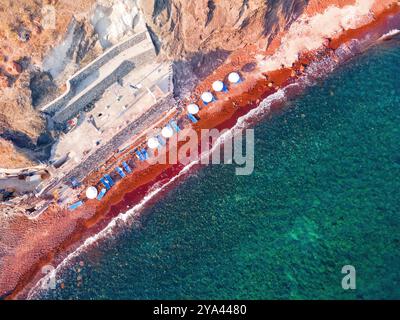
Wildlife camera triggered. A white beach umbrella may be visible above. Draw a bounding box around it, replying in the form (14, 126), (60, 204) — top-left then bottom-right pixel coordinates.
(147, 137), (160, 149)
(187, 104), (200, 115)
(228, 72), (241, 84)
(201, 92), (214, 104)
(86, 186), (98, 200)
(161, 126), (174, 138)
(212, 80), (225, 92)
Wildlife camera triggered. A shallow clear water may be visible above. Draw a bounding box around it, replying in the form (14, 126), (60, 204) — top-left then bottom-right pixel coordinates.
(41, 40), (400, 300)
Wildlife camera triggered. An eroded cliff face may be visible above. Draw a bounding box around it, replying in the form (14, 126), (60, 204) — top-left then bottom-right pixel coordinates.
(139, 0), (320, 58)
(0, 0), (100, 168)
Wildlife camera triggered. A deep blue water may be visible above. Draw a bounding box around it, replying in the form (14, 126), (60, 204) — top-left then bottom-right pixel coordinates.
(40, 39), (400, 300)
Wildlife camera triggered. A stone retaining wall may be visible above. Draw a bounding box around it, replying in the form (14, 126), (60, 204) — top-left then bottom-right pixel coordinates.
(52, 48), (157, 123)
(41, 32), (149, 116)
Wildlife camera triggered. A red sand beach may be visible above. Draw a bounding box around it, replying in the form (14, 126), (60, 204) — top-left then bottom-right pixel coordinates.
(1, 0), (399, 299)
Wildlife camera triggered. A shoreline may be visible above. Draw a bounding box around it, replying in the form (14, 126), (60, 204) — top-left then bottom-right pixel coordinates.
(1, 1), (399, 300)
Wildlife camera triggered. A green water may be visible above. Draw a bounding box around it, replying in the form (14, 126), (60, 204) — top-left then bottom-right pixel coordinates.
(43, 41), (400, 300)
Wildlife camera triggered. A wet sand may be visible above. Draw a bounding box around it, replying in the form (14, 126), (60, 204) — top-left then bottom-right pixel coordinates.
(1, 1), (399, 300)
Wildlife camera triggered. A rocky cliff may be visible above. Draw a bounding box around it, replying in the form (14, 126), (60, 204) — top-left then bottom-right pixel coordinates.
(0, 0), (98, 168)
(139, 0), (309, 58)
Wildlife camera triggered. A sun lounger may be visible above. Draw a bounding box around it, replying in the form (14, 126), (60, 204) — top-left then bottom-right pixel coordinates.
(97, 188), (107, 200)
(116, 167), (126, 178)
(187, 113), (198, 123)
(68, 200), (84, 211)
(122, 161), (132, 173)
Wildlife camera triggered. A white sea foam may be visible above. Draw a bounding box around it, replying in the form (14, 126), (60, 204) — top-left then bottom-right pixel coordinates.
(379, 29), (400, 40)
(258, 0), (375, 72)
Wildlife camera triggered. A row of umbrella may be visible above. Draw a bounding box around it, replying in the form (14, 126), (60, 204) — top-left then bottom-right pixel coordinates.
(145, 72), (242, 150)
(198, 72), (241, 107)
(74, 73), (243, 208)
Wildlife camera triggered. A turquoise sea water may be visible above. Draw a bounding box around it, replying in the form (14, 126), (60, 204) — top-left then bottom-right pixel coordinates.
(41, 40), (400, 300)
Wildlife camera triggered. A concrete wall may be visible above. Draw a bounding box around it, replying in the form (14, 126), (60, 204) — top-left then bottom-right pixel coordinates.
(41, 32), (149, 116)
(52, 48), (157, 123)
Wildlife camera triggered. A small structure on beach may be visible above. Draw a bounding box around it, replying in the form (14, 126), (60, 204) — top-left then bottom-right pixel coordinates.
(141, 149), (149, 160)
(135, 149), (145, 161)
(105, 174), (115, 186)
(122, 161), (132, 173)
(116, 167), (126, 178)
(100, 177), (111, 190)
(187, 113), (198, 123)
(97, 188), (107, 200)
(157, 135), (166, 146)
